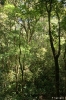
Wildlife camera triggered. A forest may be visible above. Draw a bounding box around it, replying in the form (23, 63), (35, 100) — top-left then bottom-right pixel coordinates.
(0, 0), (66, 100)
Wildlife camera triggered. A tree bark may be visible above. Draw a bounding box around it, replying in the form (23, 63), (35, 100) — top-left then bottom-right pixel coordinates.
(54, 56), (59, 97)
(64, 40), (66, 98)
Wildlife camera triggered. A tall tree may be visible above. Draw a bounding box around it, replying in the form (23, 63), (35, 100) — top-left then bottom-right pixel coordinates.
(38, 0), (64, 98)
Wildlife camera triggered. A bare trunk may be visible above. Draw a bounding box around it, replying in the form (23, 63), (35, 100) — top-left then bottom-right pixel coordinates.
(64, 40), (66, 98)
(15, 65), (19, 94)
(54, 56), (59, 97)
(20, 63), (24, 93)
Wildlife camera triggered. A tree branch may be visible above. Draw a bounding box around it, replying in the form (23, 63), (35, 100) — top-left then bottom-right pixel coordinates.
(46, 0), (55, 57)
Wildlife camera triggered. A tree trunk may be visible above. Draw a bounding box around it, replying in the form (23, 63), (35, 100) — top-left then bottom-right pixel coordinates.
(21, 63), (24, 93)
(64, 40), (66, 98)
(15, 65), (19, 94)
(47, 3), (60, 98)
(54, 56), (59, 98)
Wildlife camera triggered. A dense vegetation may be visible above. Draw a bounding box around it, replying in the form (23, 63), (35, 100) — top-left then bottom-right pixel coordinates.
(0, 0), (66, 100)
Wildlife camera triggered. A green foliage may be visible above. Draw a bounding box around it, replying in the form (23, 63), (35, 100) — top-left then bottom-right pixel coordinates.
(0, 0), (66, 99)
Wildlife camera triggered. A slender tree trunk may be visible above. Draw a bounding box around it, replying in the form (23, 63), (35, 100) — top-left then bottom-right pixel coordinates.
(54, 56), (59, 98)
(15, 65), (19, 94)
(47, 2), (60, 98)
(64, 40), (66, 99)
(19, 25), (24, 94)
(19, 60), (24, 93)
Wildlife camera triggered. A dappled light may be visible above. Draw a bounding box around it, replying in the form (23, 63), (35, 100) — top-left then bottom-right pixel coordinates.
(0, 0), (66, 100)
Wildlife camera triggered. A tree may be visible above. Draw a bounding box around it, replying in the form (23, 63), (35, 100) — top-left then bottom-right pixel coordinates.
(38, 0), (65, 98)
